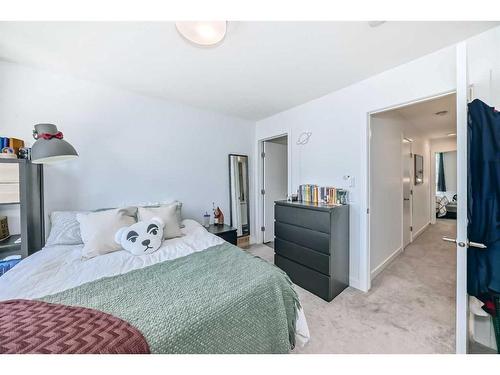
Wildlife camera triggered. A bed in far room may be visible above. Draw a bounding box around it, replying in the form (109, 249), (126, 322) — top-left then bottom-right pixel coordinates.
(0, 212), (309, 354)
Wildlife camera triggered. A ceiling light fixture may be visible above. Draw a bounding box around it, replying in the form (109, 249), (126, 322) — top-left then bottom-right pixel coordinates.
(175, 21), (227, 46)
(435, 110), (448, 116)
(368, 21), (386, 28)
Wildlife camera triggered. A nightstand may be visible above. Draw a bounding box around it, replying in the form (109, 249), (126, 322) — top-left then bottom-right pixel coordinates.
(206, 224), (237, 245)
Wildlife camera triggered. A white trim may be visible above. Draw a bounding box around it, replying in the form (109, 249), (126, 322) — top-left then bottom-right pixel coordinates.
(369, 90), (456, 115)
(371, 246), (403, 280)
(412, 221), (430, 240)
(255, 131), (291, 244)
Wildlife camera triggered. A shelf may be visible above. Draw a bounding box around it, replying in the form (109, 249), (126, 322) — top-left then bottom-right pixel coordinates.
(0, 202), (20, 206)
(0, 158), (26, 164)
(0, 234), (21, 252)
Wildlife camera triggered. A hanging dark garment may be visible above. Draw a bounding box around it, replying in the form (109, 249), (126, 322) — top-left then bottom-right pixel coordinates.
(437, 152), (447, 192)
(467, 99), (500, 298)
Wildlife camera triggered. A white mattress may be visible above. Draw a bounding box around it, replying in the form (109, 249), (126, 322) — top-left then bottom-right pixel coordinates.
(0, 219), (309, 348)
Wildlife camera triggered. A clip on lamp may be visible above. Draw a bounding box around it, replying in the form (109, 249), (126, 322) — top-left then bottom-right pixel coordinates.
(31, 124), (78, 164)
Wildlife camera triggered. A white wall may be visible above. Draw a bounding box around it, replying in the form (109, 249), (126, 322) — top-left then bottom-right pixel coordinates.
(369, 112), (404, 275)
(255, 44), (457, 290)
(0, 61), (256, 239)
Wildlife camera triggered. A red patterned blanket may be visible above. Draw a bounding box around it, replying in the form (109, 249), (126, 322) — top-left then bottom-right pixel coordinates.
(0, 299), (150, 354)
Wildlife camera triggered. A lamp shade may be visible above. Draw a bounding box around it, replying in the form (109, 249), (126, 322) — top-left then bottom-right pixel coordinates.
(31, 124), (78, 164)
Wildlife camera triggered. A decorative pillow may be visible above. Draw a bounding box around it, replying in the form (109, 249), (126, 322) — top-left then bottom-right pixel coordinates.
(143, 201), (184, 228)
(114, 218), (164, 255)
(46, 211), (85, 246)
(436, 195), (449, 217)
(77, 207), (137, 259)
(138, 205), (182, 239)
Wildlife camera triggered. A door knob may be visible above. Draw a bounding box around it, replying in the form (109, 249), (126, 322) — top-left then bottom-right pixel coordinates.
(442, 237), (487, 249)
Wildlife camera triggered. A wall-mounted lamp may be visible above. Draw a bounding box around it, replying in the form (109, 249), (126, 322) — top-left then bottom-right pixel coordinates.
(31, 124), (78, 164)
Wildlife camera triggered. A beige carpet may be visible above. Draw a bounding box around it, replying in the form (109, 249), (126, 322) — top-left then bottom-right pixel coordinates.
(248, 219), (457, 353)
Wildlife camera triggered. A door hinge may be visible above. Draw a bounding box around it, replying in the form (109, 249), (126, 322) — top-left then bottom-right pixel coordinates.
(410, 226), (413, 231)
(261, 189), (265, 195)
(367, 208), (370, 214)
(261, 152), (265, 158)
(261, 226), (265, 232)
(410, 189), (413, 195)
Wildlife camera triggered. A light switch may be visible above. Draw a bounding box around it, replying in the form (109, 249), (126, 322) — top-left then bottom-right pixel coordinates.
(343, 175), (355, 188)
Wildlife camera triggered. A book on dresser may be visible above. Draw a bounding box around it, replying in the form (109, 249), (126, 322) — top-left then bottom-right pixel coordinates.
(273, 200), (349, 302)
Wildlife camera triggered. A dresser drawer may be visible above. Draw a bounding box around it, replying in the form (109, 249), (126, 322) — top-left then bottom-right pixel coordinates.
(275, 237), (330, 275)
(0, 183), (20, 204)
(275, 204), (331, 233)
(275, 221), (330, 254)
(275, 254), (332, 301)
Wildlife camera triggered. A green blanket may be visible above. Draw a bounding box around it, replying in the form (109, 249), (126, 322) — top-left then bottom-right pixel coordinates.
(39, 243), (299, 354)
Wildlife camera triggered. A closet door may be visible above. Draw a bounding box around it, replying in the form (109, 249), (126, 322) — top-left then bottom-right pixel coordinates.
(452, 27), (500, 354)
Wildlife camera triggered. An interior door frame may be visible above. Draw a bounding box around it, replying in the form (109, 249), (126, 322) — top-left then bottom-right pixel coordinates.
(366, 89), (456, 291)
(256, 132), (292, 244)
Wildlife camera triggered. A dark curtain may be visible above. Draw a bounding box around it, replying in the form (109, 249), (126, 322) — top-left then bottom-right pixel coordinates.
(437, 152), (446, 192)
(467, 99), (500, 298)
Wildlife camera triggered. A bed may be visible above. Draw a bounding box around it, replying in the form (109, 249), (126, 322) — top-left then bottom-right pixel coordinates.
(0, 219), (309, 354)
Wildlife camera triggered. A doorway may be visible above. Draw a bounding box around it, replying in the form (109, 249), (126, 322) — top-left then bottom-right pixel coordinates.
(367, 92), (459, 352)
(261, 135), (288, 246)
(369, 93), (457, 277)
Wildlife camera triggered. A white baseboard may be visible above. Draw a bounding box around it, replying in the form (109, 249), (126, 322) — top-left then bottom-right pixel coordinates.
(412, 221), (430, 241)
(349, 277), (360, 290)
(370, 246), (403, 280)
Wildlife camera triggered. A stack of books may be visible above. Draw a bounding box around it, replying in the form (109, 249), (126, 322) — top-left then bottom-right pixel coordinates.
(298, 184), (348, 205)
(0, 137), (24, 156)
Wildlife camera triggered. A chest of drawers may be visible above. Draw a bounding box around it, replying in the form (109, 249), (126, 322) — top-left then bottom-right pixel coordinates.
(274, 200), (349, 301)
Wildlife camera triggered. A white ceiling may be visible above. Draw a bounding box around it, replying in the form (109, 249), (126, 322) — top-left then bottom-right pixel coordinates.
(0, 22), (497, 120)
(396, 93), (457, 140)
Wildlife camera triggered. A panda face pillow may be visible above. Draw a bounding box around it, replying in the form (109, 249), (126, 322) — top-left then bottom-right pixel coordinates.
(115, 218), (164, 255)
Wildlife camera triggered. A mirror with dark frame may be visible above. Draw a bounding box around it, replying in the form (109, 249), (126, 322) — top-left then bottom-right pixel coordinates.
(228, 154), (250, 237)
(414, 154), (424, 185)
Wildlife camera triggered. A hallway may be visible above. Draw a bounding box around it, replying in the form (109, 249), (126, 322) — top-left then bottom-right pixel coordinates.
(249, 219), (457, 353)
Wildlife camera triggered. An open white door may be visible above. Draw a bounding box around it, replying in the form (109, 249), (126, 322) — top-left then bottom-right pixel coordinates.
(454, 42), (469, 354)
(402, 140), (412, 249)
(442, 42), (469, 354)
(262, 140), (288, 243)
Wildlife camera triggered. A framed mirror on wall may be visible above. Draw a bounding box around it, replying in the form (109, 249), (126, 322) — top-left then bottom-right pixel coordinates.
(414, 154), (424, 185)
(228, 154), (250, 239)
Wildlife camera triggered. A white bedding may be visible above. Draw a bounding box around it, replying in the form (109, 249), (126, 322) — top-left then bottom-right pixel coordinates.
(0, 219), (309, 348)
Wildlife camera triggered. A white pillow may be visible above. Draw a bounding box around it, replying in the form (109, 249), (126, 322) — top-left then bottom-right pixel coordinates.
(142, 201), (184, 228)
(137, 204), (182, 239)
(46, 211), (85, 246)
(77, 207), (137, 259)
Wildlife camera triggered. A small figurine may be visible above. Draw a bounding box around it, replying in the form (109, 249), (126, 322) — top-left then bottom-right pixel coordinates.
(213, 203), (224, 226)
